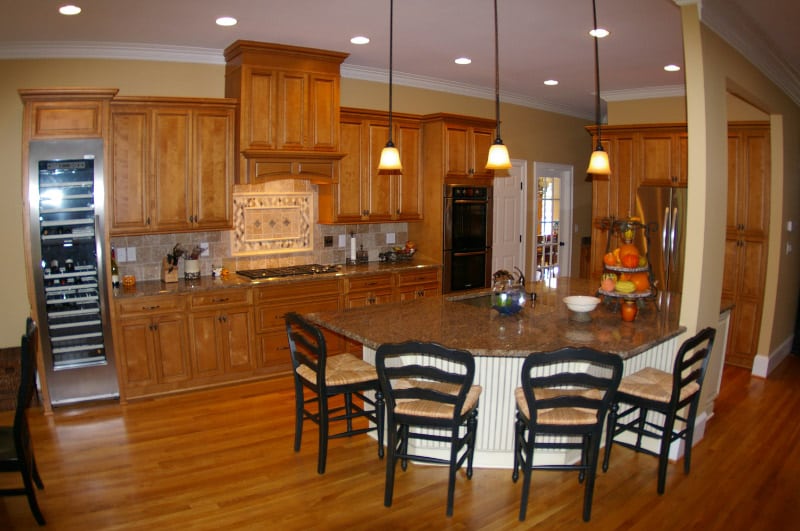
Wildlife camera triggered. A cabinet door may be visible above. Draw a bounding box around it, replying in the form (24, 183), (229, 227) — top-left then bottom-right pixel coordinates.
(151, 108), (193, 231)
(639, 131), (676, 187)
(153, 313), (191, 383)
(194, 108), (234, 229)
(309, 74), (339, 150)
(110, 108), (150, 233)
(278, 71), (307, 150)
(470, 127), (495, 179)
(222, 308), (255, 373)
(189, 311), (225, 377)
(365, 121), (394, 221)
(739, 128), (770, 238)
(117, 317), (158, 386)
(332, 118), (367, 222)
(445, 124), (469, 177)
(27, 100), (106, 139)
(396, 121), (423, 220)
(243, 67), (277, 150)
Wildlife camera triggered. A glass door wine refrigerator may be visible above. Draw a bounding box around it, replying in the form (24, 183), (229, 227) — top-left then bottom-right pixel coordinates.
(27, 139), (118, 405)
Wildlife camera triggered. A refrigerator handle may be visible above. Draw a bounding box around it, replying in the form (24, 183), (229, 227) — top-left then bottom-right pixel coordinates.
(670, 206), (679, 271)
(662, 206), (671, 274)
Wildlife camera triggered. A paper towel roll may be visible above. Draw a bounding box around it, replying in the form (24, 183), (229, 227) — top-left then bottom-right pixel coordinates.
(350, 234), (357, 262)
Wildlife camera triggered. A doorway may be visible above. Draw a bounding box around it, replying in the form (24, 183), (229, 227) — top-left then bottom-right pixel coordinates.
(491, 160), (527, 278)
(532, 162), (573, 285)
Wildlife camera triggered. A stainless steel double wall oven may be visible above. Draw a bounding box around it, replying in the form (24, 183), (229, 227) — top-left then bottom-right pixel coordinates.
(443, 184), (492, 292)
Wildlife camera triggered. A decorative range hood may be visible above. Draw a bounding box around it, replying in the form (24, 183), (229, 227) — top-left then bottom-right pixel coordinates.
(224, 41), (349, 184)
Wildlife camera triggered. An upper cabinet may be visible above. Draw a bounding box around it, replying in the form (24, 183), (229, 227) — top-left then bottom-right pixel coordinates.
(318, 108), (423, 224)
(424, 114), (496, 181)
(726, 123), (770, 239)
(638, 127), (688, 187)
(19, 88), (118, 141)
(224, 41), (348, 184)
(109, 97), (236, 235)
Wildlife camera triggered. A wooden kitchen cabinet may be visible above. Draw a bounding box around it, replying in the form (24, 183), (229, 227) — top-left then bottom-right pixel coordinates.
(345, 273), (394, 308)
(587, 127), (638, 278)
(638, 127), (688, 187)
(19, 88), (118, 140)
(189, 289), (255, 377)
(109, 97), (235, 235)
(318, 108), (423, 223)
(423, 114), (496, 180)
(721, 122), (770, 368)
(395, 268), (441, 302)
(224, 41), (348, 183)
(254, 278), (344, 374)
(115, 295), (191, 397)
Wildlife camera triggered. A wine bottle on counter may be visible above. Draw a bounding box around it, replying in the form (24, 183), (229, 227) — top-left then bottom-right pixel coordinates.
(111, 247), (120, 288)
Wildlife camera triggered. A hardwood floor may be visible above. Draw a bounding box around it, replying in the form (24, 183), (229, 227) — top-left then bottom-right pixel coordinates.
(2, 355), (799, 530)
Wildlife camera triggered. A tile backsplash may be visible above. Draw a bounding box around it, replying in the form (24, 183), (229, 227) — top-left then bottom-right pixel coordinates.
(110, 180), (409, 281)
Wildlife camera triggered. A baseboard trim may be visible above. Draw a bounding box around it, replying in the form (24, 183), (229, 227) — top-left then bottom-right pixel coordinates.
(752, 334), (795, 378)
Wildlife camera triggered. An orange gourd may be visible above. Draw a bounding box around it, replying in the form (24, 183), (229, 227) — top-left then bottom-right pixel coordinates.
(630, 272), (650, 291)
(621, 254), (640, 268)
(619, 243), (639, 259)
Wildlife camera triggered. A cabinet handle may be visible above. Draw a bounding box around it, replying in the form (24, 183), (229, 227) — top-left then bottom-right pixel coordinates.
(146, 216), (151, 225)
(212, 297), (229, 303)
(143, 305), (161, 311)
(365, 281), (378, 286)
(218, 315), (227, 323)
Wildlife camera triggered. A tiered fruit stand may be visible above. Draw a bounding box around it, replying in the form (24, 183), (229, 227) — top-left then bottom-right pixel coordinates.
(595, 217), (657, 310)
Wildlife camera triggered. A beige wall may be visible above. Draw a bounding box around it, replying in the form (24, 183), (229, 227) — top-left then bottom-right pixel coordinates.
(1, 59), (591, 346)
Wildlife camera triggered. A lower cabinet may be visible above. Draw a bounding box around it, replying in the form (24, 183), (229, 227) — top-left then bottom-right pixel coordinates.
(396, 268), (441, 302)
(345, 273), (394, 308)
(189, 289), (255, 377)
(116, 295), (192, 397)
(255, 278), (344, 374)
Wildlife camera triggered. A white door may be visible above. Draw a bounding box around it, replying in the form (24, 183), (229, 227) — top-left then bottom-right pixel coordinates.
(492, 159), (527, 278)
(532, 162), (573, 284)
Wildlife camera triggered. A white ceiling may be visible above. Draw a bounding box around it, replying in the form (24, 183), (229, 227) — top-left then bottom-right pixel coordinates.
(1, 0), (797, 119)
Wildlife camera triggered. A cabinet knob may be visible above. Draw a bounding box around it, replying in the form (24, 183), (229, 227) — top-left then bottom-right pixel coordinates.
(143, 305), (161, 311)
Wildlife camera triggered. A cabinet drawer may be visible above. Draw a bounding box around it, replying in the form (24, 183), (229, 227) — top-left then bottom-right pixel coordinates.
(256, 295), (341, 333)
(396, 268), (440, 286)
(255, 278), (341, 303)
(191, 288), (251, 309)
(117, 295), (186, 316)
(346, 273), (393, 292)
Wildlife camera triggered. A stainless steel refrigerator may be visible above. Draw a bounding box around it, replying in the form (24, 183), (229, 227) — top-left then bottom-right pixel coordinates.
(634, 186), (687, 294)
(27, 139), (118, 405)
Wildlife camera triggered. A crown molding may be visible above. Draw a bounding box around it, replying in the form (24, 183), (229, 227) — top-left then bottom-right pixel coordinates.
(602, 84), (686, 102)
(700, 0), (800, 107)
(0, 40), (594, 120)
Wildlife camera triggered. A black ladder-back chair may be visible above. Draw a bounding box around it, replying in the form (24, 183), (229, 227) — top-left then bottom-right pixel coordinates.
(375, 340), (482, 517)
(284, 312), (384, 474)
(0, 318), (45, 526)
(512, 347), (623, 522)
(602, 326), (716, 494)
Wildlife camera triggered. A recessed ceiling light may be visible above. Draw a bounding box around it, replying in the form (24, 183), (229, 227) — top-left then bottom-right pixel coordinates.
(59, 5), (81, 16)
(350, 36), (370, 45)
(589, 28), (609, 38)
(216, 16), (237, 27)
(544, 79), (559, 86)
(454, 57), (472, 65)
(664, 64), (681, 72)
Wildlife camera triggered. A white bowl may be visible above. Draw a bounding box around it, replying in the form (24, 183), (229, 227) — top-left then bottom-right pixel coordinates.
(563, 295), (601, 313)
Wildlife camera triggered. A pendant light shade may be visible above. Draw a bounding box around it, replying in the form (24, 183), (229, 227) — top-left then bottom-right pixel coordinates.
(486, 0), (511, 171)
(378, 0), (402, 174)
(586, 0), (611, 178)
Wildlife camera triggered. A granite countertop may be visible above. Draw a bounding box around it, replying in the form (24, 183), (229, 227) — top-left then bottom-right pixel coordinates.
(306, 277), (685, 360)
(112, 259), (442, 299)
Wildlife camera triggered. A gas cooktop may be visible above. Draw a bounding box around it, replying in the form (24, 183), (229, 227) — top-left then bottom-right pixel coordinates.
(236, 264), (341, 280)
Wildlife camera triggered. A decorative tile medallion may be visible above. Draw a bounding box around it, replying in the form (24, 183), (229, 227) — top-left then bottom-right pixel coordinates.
(232, 192), (313, 255)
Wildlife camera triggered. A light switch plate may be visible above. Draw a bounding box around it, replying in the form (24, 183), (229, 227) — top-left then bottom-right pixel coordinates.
(126, 247), (136, 261)
(199, 243), (209, 257)
(116, 248), (127, 262)
(338, 234), (346, 247)
(386, 232), (396, 244)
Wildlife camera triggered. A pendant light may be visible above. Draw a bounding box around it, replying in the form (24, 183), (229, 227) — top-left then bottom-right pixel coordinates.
(378, 0), (402, 174)
(486, 0), (511, 171)
(587, 0), (611, 178)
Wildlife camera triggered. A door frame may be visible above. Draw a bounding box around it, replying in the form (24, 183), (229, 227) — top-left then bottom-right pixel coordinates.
(532, 162), (574, 278)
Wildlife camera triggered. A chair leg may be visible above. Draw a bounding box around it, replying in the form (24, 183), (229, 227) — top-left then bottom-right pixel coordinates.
(579, 434), (589, 483)
(518, 437), (535, 521)
(344, 391), (354, 433)
(400, 425), (410, 471)
(582, 436), (599, 522)
(657, 411), (678, 494)
(683, 401), (700, 475)
(375, 390), (385, 459)
(317, 396), (329, 475)
(445, 431), (459, 517)
(512, 417), (523, 482)
(293, 382), (304, 452)
(384, 420), (398, 508)
(32, 457), (44, 490)
(22, 468), (45, 526)
(635, 407), (648, 451)
(466, 409), (478, 479)
(602, 403), (618, 472)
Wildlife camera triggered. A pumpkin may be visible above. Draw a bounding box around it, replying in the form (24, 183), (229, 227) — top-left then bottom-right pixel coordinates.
(621, 253), (640, 268)
(603, 252), (618, 266)
(630, 272), (650, 291)
(619, 243), (639, 259)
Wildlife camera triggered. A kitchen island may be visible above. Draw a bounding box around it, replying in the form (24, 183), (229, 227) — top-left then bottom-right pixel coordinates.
(306, 277), (687, 468)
